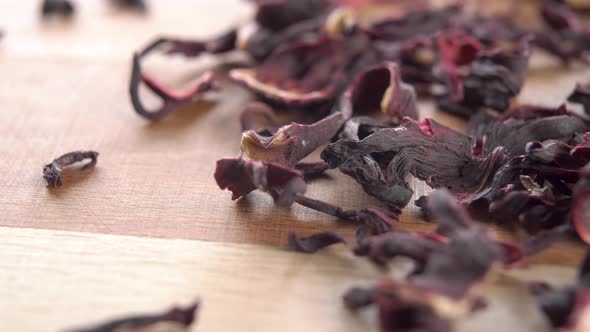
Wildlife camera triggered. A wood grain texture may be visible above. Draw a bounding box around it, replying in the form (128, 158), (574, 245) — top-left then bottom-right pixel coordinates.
(0, 1), (587, 265)
(0, 227), (580, 332)
(0, 2), (589, 331)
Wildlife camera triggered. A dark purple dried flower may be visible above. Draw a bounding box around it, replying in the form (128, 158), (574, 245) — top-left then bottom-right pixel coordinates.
(288, 231), (346, 253)
(339, 61), (418, 120)
(43, 151), (99, 188)
(64, 301), (199, 332)
(322, 117), (507, 207)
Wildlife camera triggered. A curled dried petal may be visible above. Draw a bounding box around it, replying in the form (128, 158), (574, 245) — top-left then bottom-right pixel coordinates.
(43, 151), (99, 188)
(230, 34), (370, 107)
(340, 61), (419, 120)
(129, 31), (237, 120)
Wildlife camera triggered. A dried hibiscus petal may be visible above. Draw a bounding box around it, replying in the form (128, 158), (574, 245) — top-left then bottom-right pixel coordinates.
(287, 231), (346, 253)
(230, 34), (370, 107)
(214, 158), (305, 206)
(64, 301), (199, 332)
(240, 112), (347, 166)
(322, 118), (508, 207)
(436, 29), (482, 100)
(129, 30), (237, 120)
(43, 151), (99, 188)
(339, 61), (418, 120)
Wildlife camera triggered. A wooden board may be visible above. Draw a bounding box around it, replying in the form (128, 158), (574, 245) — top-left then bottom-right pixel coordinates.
(0, 1), (588, 331)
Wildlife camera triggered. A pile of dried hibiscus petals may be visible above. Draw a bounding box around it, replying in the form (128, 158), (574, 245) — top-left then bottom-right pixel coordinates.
(121, 0), (590, 331)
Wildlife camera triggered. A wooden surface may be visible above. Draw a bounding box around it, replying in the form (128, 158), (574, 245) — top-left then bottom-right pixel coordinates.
(0, 1), (588, 331)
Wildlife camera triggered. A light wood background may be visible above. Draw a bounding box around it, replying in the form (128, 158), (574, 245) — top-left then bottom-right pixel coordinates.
(0, 1), (588, 331)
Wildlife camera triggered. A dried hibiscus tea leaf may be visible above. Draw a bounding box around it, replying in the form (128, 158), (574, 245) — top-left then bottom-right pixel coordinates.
(287, 231), (346, 253)
(339, 61), (419, 120)
(240, 112), (347, 167)
(43, 151), (99, 188)
(41, 0), (75, 17)
(129, 30), (237, 120)
(322, 117), (507, 208)
(230, 33), (370, 107)
(64, 300), (199, 332)
(214, 158), (306, 206)
(436, 29), (482, 100)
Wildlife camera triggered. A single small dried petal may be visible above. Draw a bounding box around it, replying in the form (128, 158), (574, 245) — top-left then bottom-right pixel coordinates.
(43, 151), (99, 188)
(287, 231), (346, 253)
(64, 301), (199, 332)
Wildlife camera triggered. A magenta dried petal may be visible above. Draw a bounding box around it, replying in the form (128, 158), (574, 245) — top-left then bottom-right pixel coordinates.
(241, 112), (346, 166)
(287, 231), (346, 253)
(64, 301), (199, 332)
(340, 61), (418, 120)
(230, 34), (370, 107)
(436, 29), (482, 100)
(214, 158), (305, 205)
